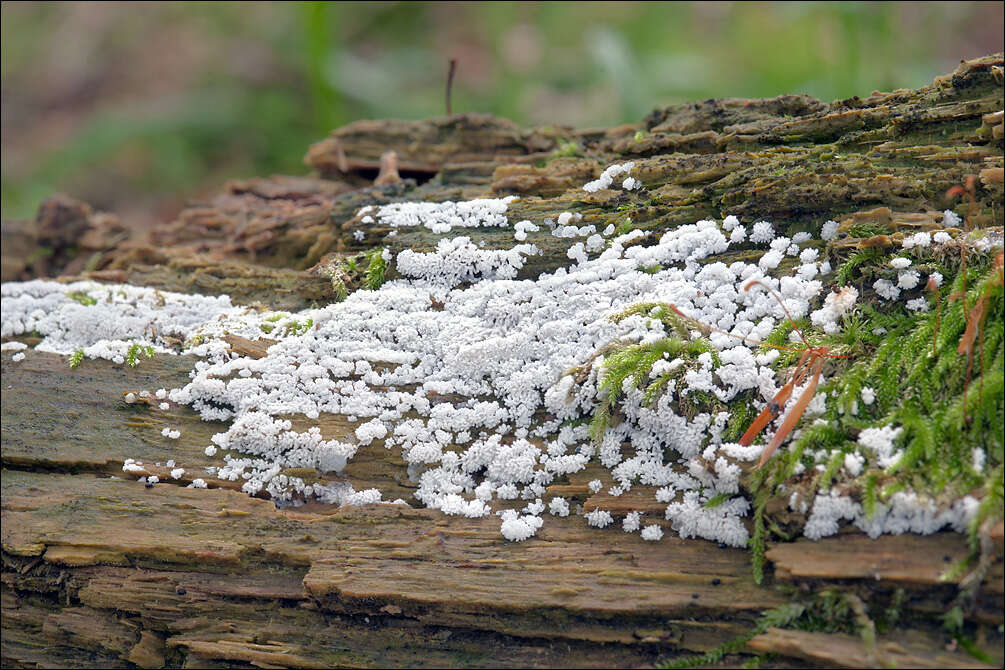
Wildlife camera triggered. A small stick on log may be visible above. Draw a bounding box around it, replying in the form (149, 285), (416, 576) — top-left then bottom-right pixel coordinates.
(446, 58), (457, 116)
(374, 151), (402, 187)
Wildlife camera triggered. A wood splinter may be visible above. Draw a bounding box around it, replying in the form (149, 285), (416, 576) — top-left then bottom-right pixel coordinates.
(374, 151), (401, 187)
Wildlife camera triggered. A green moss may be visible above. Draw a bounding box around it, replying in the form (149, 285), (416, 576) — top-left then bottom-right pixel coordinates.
(752, 246), (1003, 566)
(833, 247), (884, 285)
(66, 291), (97, 306)
(614, 217), (638, 237)
(844, 222), (890, 238)
(749, 481), (769, 586)
(68, 349), (84, 369)
(364, 247), (388, 290)
(549, 140), (582, 160)
(703, 492), (732, 508)
(182, 334), (206, 350)
(588, 334), (720, 441)
(722, 400), (753, 442)
(125, 343), (155, 367)
(657, 602), (806, 669)
(659, 588), (900, 668)
(569, 236), (1001, 591)
(281, 318), (313, 336)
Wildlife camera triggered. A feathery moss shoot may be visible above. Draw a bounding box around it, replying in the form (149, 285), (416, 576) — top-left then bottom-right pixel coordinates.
(588, 335), (720, 442)
(364, 247), (389, 290)
(125, 343), (155, 367)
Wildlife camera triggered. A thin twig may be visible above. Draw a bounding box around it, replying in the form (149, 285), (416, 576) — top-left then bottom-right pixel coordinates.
(446, 58), (457, 116)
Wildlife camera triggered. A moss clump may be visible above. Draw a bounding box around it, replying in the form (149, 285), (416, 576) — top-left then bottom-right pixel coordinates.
(588, 334), (720, 442)
(264, 316), (314, 336)
(281, 318), (313, 336)
(182, 334), (206, 350)
(614, 217), (638, 237)
(66, 291), (97, 306)
(125, 343), (155, 367)
(751, 242), (1004, 570)
(549, 140), (582, 160)
(364, 247), (388, 291)
(659, 587), (920, 668)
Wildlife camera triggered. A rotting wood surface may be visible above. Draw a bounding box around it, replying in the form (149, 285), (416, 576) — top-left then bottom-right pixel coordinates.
(2, 54), (1004, 668)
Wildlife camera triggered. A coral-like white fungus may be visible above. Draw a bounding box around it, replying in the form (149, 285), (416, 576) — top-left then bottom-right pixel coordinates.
(583, 162), (636, 193)
(809, 286), (858, 334)
(640, 524), (664, 541)
(549, 497), (570, 517)
(359, 196), (518, 234)
(942, 210), (962, 228)
(750, 221), (775, 244)
(858, 425), (903, 468)
(902, 232), (931, 249)
(873, 279), (900, 301)
(623, 511), (641, 532)
(586, 509), (614, 528)
(897, 270), (920, 290)
(500, 509), (544, 541)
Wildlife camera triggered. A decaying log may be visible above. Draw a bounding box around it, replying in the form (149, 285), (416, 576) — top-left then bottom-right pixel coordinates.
(3, 54), (1004, 668)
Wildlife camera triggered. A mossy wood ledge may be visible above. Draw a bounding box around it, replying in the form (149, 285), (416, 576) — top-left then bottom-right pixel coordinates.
(3, 54), (1004, 668)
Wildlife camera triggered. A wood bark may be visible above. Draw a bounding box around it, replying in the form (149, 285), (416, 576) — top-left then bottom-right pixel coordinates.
(2, 54), (1004, 668)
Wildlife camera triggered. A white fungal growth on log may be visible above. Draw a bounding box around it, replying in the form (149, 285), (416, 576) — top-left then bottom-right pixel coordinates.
(0, 193), (989, 546)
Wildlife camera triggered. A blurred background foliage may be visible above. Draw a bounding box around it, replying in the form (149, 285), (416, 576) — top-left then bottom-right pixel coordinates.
(2, 1), (1003, 228)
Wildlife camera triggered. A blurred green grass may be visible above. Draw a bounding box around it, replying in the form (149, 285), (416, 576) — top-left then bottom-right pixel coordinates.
(2, 1), (1002, 223)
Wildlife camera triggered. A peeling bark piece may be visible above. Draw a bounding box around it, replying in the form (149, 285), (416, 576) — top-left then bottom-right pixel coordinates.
(767, 533), (1004, 592)
(223, 334), (277, 359)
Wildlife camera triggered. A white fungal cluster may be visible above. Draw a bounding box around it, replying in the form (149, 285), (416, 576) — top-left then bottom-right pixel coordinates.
(803, 490), (978, 540)
(582, 162), (637, 193)
(357, 197), (518, 234)
(870, 229), (970, 309)
(1, 190), (987, 547)
(513, 220), (540, 242)
(810, 287), (859, 334)
(396, 236), (540, 287)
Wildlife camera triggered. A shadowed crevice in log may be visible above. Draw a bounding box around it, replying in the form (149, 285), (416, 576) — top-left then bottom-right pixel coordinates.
(345, 164), (440, 186)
